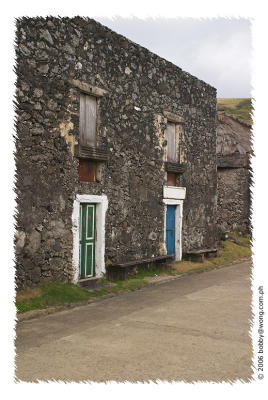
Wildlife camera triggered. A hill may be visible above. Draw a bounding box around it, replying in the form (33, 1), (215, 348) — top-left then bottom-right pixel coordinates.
(217, 98), (252, 125)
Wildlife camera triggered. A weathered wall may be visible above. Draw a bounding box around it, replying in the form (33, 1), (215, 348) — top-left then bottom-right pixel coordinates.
(217, 167), (251, 234)
(15, 17), (217, 288)
(216, 112), (252, 235)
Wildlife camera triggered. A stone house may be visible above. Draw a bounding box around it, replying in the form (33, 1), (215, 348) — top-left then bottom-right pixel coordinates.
(15, 17), (218, 289)
(216, 111), (252, 235)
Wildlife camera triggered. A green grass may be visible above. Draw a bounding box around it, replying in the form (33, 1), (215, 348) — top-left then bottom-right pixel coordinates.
(217, 98), (253, 125)
(16, 277), (149, 314)
(16, 283), (94, 313)
(126, 267), (170, 280)
(16, 234), (251, 314)
(171, 235), (251, 276)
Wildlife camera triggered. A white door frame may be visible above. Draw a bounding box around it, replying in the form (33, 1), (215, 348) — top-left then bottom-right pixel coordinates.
(72, 194), (108, 283)
(163, 199), (183, 261)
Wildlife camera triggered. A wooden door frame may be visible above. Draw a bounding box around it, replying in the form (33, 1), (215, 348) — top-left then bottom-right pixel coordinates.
(163, 199), (183, 261)
(72, 194), (108, 283)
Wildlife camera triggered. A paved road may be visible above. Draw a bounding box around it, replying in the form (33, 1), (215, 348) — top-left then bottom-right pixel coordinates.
(16, 261), (253, 382)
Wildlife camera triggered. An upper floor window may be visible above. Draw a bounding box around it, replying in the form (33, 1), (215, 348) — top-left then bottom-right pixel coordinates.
(72, 81), (108, 184)
(167, 121), (179, 162)
(79, 93), (97, 147)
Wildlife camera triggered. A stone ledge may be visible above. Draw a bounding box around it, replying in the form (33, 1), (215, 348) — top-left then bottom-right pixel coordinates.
(185, 248), (219, 263)
(106, 255), (173, 281)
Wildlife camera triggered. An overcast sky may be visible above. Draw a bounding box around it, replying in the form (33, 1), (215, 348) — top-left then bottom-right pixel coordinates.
(96, 17), (251, 98)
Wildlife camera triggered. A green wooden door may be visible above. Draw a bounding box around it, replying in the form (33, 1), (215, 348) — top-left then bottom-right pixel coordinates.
(79, 204), (96, 278)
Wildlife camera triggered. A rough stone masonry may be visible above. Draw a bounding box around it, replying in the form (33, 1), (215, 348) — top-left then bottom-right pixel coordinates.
(15, 17), (218, 288)
(216, 111), (252, 235)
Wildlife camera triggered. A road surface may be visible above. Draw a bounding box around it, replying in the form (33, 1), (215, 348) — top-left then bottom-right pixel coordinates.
(16, 260), (253, 382)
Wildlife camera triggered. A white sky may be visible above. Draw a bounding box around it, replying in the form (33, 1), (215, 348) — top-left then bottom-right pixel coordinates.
(96, 17), (252, 98)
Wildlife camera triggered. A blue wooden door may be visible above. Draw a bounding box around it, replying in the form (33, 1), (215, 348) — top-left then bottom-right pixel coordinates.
(166, 205), (176, 257)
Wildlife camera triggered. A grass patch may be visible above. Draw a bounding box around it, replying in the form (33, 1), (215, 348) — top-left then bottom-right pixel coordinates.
(172, 238), (251, 276)
(16, 235), (251, 314)
(217, 98), (252, 125)
(228, 231), (251, 247)
(16, 276), (150, 314)
(16, 283), (94, 314)
(126, 267), (169, 280)
(16, 287), (42, 303)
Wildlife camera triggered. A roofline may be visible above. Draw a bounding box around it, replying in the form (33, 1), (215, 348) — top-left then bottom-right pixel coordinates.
(23, 16), (216, 93)
(91, 18), (217, 91)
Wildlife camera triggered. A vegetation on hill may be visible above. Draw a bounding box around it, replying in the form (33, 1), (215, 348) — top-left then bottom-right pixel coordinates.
(217, 98), (253, 125)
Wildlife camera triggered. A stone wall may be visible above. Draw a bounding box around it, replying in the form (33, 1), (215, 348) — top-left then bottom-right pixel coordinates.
(217, 167), (251, 234)
(216, 112), (252, 235)
(15, 17), (217, 288)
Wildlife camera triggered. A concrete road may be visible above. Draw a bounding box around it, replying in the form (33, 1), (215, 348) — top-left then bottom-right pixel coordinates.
(16, 260), (253, 382)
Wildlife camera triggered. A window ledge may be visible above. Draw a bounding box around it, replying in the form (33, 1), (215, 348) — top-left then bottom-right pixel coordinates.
(75, 144), (109, 161)
(165, 162), (186, 174)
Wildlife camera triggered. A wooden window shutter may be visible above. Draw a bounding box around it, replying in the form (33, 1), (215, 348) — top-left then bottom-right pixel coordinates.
(78, 159), (97, 182)
(79, 93), (97, 147)
(167, 122), (176, 162)
(167, 172), (176, 186)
